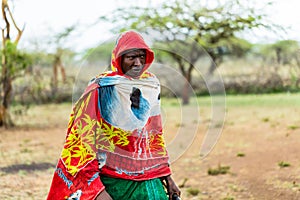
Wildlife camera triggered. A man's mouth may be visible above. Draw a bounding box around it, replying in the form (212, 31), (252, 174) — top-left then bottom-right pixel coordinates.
(131, 66), (143, 73)
(125, 65), (144, 77)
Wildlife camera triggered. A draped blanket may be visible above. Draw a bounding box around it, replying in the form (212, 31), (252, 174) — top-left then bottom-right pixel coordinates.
(47, 31), (171, 200)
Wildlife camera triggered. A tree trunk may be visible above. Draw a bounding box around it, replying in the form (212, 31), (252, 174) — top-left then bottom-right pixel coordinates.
(275, 48), (282, 65)
(208, 61), (217, 75)
(182, 78), (190, 105)
(52, 55), (66, 96)
(0, 0), (24, 127)
(52, 58), (58, 94)
(0, 56), (14, 127)
(182, 64), (193, 105)
(0, 105), (13, 127)
(207, 51), (221, 75)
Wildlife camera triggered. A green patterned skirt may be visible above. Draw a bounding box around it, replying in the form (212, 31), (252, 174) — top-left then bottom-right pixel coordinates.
(100, 176), (168, 200)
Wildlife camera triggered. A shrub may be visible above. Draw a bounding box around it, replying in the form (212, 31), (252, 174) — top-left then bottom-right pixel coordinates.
(186, 188), (200, 196)
(278, 161), (291, 168)
(208, 164), (230, 175)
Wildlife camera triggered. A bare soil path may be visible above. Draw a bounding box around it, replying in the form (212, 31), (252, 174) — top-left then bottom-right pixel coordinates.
(0, 103), (300, 200)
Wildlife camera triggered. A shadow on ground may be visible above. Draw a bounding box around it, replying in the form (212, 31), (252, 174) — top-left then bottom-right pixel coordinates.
(0, 162), (55, 173)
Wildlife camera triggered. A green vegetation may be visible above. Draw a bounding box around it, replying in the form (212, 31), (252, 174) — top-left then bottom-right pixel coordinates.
(224, 93), (300, 107)
(1, 0), (299, 128)
(208, 164), (231, 176)
(236, 152), (245, 157)
(10, 92), (300, 128)
(278, 161), (291, 168)
(262, 117), (270, 122)
(186, 187), (200, 196)
(11, 103), (71, 128)
(184, 92), (300, 107)
(222, 196), (235, 200)
(178, 178), (188, 188)
(161, 97), (181, 107)
(100, 0), (288, 104)
(288, 125), (299, 130)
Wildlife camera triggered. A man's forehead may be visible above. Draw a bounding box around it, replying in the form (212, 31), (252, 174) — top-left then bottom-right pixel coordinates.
(123, 49), (146, 55)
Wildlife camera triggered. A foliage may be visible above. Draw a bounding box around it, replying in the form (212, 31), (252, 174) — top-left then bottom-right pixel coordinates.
(219, 37), (253, 58)
(83, 41), (115, 65)
(100, 0), (273, 73)
(29, 50), (53, 67)
(254, 40), (300, 66)
(98, 0), (277, 104)
(0, 40), (32, 79)
(0, 0), (29, 127)
(52, 25), (77, 48)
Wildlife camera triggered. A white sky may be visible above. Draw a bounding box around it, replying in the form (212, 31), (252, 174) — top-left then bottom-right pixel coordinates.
(8, 0), (300, 52)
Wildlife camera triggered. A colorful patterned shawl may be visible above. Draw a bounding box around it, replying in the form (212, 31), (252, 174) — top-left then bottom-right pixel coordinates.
(47, 31), (171, 200)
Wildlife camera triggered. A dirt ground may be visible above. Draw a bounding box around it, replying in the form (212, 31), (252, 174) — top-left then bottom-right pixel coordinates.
(0, 103), (300, 200)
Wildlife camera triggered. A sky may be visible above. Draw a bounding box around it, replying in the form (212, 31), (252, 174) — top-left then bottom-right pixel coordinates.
(7, 0), (300, 52)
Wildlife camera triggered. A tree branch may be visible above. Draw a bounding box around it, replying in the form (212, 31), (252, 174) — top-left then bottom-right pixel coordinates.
(5, 1), (24, 43)
(1, 0), (10, 39)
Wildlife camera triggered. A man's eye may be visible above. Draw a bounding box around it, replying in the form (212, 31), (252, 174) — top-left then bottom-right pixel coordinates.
(126, 54), (145, 60)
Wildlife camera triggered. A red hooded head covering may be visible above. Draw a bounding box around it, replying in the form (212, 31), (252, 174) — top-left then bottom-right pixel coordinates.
(111, 30), (154, 76)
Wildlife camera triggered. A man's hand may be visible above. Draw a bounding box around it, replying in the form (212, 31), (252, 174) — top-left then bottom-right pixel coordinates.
(163, 175), (181, 200)
(95, 189), (113, 200)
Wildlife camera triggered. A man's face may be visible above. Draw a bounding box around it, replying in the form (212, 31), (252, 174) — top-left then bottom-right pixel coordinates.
(121, 49), (146, 78)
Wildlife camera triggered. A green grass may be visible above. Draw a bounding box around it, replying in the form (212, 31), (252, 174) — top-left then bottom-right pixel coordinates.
(163, 92), (300, 108)
(225, 93), (300, 107)
(222, 196), (235, 200)
(236, 152), (245, 157)
(288, 125), (299, 130)
(11, 92), (300, 129)
(261, 117), (270, 122)
(161, 97), (181, 107)
(208, 164), (231, 176)
(12, 102), (71, 128)
(186, 187), (200, 196)
(278, 161), (291, 168)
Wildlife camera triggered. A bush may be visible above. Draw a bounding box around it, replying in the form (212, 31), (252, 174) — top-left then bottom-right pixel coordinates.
(208, 164), (231, 175)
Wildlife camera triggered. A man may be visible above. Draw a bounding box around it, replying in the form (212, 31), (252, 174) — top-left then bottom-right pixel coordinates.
(47, 30), (181, 200)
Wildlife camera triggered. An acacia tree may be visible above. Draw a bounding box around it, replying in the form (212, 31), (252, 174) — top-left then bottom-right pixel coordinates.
(49, 26), (76, 95)
(271, 40), (300, 67)
(0, 0), (31, 127)
(100, 0), (274, 104)
(256, 40), (300, 89)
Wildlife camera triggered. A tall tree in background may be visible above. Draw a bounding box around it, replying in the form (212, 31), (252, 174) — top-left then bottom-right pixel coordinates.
(0, 0), (31, 127)
(100, 0), (274, 104)
(50, 26), (75, 95)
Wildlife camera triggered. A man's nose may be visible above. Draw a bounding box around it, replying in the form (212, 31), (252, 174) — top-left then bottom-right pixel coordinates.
(134, 57), (142, 66)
